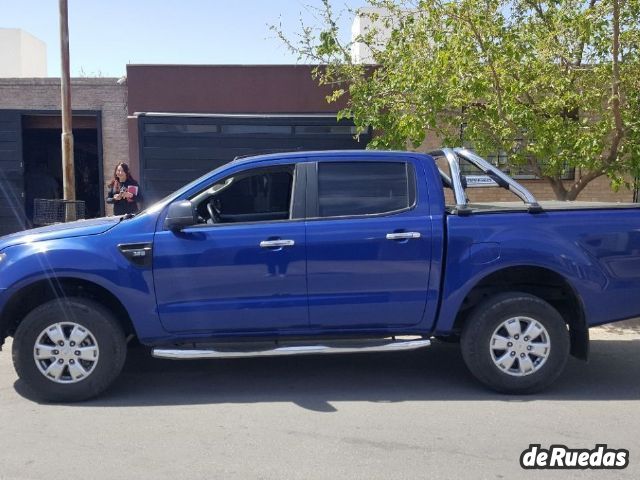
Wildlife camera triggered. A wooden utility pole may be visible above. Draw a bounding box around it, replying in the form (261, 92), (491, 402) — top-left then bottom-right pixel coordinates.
(59, 0), (75, 202)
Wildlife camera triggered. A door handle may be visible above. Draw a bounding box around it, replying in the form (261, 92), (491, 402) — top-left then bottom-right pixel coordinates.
(260, 239), (295, 248)
(386, 232), (421, 240)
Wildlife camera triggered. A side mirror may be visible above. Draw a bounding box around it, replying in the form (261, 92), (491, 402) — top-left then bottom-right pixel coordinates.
(164, 200), (197, 231)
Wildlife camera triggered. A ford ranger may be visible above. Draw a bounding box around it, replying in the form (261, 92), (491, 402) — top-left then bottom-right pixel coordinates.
(0, 148), (639, 401)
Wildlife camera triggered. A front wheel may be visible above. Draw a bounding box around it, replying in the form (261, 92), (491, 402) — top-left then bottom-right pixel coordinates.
(461, 292), (570, 394)
(12, 298), (127, 402)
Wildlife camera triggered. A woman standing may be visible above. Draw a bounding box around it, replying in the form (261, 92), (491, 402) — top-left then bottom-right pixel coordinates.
(106, 163), (142, 215)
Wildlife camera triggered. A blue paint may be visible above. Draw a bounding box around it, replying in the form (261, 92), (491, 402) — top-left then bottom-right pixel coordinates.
(1, 150), (639, 347)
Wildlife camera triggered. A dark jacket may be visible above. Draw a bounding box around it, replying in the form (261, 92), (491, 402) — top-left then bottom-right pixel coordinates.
(106, 179), (142, 215)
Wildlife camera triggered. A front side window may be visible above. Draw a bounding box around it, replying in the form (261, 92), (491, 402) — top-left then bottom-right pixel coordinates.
(193, 165), (294, 224)
(317, 162), (413, 218)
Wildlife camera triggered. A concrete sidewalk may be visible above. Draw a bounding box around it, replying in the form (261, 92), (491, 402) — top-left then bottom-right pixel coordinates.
(592, 318), (640, 339)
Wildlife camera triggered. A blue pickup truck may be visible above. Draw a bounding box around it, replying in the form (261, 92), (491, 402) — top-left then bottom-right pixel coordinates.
(1, 148), (639, 401)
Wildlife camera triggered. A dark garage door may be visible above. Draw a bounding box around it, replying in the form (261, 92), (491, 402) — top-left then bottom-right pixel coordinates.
(138, 114), (371, 204)
(0, 110), (26, 235)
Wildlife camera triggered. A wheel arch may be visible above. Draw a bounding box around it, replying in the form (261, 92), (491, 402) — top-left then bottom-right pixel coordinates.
(0, 277), (136, 344)
(452, 265), (589, 360)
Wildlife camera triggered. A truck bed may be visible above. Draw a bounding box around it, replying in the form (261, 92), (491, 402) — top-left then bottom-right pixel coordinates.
(457, 200), (640, 214)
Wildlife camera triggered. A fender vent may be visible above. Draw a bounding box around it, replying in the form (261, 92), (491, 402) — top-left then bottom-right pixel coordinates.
(118, 243), (152, 267)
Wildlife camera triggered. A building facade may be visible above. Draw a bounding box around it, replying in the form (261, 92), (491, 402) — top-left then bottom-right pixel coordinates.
(0, 77), (128, 234)
(0, 28), (47, 78)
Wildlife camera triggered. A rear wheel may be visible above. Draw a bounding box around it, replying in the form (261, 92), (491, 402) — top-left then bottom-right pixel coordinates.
(12, 298), (127, 402)
(461, 292), (570, 394)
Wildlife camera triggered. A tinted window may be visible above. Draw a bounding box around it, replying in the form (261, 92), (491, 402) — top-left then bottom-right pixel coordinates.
(318, 162), (412, 217)
(294, 125), (357, 135)
(221, 125), (292, 135)
(144, 123), (219, 134)
(217, 170), (293, 215)
(190, 166), (295, 224)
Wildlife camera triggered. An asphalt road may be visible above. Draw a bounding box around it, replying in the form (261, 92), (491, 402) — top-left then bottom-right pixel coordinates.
(1, 324), (639, 480)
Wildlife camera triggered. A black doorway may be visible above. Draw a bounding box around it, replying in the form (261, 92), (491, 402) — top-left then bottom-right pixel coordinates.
(22, 115), (102, 224)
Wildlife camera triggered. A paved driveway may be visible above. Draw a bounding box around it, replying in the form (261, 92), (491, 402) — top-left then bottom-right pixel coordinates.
(1, 324), (639, 480)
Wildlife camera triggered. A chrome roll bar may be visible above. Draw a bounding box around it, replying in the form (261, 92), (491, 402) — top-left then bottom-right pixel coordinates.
(430, 148), (468, 210)
(428, 148), (541, 214)
(454, 148), (540, 207)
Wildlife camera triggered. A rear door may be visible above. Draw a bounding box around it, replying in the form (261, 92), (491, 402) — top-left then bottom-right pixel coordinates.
(305, 157), (433, 329)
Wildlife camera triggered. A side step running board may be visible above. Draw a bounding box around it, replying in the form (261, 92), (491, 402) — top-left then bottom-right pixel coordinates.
(152, 338), (431, 360)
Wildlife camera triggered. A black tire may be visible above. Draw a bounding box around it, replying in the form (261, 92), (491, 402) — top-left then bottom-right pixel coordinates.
(461, 292), (570, 394)
(12, 297), (127, 402)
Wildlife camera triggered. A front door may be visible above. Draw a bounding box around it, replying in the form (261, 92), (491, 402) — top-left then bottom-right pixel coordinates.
(153, 164), (308, 333)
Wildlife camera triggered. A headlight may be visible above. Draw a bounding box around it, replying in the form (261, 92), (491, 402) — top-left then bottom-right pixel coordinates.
(0, 253), (5, 263)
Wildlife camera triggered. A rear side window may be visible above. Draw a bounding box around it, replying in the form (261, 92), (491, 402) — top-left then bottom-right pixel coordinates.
(317, 162), (414, 217)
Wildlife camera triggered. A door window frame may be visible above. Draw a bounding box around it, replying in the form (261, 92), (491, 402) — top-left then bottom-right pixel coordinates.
(180, 162), (306, 230)
(304, 159), (418, 221)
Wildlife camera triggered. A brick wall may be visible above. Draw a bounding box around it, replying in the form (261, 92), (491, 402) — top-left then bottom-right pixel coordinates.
(0, 78), (128, 215)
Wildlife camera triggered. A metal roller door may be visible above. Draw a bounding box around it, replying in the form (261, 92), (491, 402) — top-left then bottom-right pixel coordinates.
(0, 110), (26, 235)
(138, 114), (371, 204)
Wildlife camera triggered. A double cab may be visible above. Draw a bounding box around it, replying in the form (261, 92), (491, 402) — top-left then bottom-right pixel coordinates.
(1, 148), (639, 401)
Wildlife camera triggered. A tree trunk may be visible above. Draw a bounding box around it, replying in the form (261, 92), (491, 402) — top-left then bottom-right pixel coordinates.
(544, 169), (606, 201)
(565, 170), (605, 200)
(544, 176), (568, 200)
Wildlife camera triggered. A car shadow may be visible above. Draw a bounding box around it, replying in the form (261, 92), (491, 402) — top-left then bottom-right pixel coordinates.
(14, 339), (640, 410)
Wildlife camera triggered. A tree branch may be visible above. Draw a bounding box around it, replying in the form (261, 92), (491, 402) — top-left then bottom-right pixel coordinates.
(525, 0), (572, 69)
(605, 0), (625, 164)
(574, 0), (598, 67)
(566, 169), (605, 200)
(544, 175), (569, 200)
(454, 10), (505, 117)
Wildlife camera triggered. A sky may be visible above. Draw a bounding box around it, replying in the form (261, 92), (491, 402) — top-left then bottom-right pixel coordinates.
(1, 0), (367, 77)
